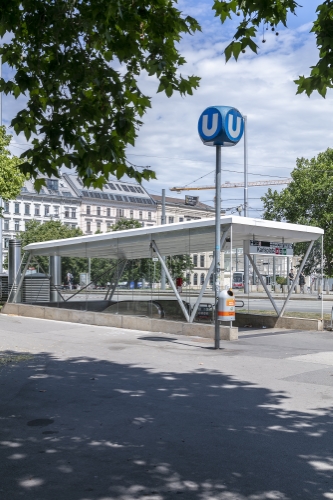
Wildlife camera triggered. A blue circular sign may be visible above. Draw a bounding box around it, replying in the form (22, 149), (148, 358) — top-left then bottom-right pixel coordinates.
(198, 106), (244, 147)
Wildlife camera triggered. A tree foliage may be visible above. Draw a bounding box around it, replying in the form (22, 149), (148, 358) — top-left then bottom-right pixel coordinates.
(12, 219), (87, 282)
(0, 126), (26, 203)
(261, 148), (333, 276)
(214, 0), (333, 97)
(0, 0), (200, 189)
(111, 218), (142, 232)
(0, 1), (330, 188)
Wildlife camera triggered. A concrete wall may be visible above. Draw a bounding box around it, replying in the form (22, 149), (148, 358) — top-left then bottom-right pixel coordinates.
(234, 312), (323, 331)
(2, 303), (238, 341)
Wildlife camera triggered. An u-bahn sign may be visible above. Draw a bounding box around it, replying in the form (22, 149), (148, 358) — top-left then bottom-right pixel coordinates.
(198, 106), (244, 147)
(245, 240), (293, 256)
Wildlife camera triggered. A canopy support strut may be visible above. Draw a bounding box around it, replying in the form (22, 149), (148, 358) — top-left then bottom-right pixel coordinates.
(189, 227), (230, 323)
(278, 240), (315, 318)
(247, 254), (280, 315)
(10, 252), (32, 304)
(151, 240), (190, 322)
(105, 259), (128, 301)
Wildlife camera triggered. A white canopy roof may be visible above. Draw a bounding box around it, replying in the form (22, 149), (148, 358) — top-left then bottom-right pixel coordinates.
(24, 216), (323, 259)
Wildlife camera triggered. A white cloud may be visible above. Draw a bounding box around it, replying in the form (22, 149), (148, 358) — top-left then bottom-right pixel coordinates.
(129, 22), (333, 215)
(3, 6), (331, 217)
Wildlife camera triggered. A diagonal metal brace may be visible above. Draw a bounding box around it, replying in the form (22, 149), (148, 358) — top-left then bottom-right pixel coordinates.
(247, 253), (280, 316)
(278, 240), (315, 318)
(151, 240), (190, 322)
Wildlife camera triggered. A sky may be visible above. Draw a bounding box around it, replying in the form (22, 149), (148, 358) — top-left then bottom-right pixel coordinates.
(5, 1), (332, 217)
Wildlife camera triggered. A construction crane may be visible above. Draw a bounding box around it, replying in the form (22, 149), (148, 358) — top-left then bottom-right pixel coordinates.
(170, 178), (291, 192)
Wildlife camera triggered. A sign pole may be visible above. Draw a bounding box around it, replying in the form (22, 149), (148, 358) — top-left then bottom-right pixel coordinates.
(243, 115), (248, 294)
(215, 145), (221, 349)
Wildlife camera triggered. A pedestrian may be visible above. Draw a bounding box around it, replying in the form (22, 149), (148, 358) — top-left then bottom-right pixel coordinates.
(299, 271), (305, 294)
(66, 271), (74, 290)
(288, 268), (294, 283)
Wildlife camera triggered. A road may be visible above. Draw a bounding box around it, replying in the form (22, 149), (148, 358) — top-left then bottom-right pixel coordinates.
(63, 291), (333, 315)
(1, 314), (333, 499)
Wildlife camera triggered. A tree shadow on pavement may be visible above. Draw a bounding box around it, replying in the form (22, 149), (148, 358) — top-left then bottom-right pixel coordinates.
(0, 350), (333, 500)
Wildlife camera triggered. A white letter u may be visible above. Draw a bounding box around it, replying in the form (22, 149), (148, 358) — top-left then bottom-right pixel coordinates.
(202, 113), (218, 136)
(228, 115), (241, 139)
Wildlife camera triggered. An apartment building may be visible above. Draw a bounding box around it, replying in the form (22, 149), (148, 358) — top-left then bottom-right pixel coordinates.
(2, 175), (80, 262)
(63, 174), (156, 234)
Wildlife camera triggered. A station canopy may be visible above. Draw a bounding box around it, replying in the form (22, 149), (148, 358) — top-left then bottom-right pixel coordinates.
(24, 216), (324, 260)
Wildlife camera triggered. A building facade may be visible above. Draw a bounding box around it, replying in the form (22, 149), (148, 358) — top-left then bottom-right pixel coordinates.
(2, 176), (80, 263)
(63, 174), (156, 234)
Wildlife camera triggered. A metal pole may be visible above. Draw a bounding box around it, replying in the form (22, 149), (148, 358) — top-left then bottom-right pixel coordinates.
(214, 145), (222, 350)
(243, 115), (249, 294)
(321, 235), (324, 321)
(0, 52), (3, 273)
(230, 224), (233, 289)
(236, 247), (238, 272)
(287, 256), (290, 286)
(273, 256), (276, 289)
(161, 189), (166, 290)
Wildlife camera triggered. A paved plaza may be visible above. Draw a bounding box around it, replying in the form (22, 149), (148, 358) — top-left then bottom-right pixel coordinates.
(1, 314), (333, 499)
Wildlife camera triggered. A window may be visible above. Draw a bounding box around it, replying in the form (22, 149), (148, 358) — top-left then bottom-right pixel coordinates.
(24, 204), (30, 215)
(14, 203), (20, 214)
(96, 221), (101, 231)
(54, 206), (59, 217)
(64, 207), (70, 218)
(200, 255), (205, 267)
(121, 184), (129, 192)
(139, 211), (143, 220)
(4, 202), (9, 214)
(71, 208), (76, 219)
(115, 184), (122, 191)
(193, 273), (198, 286)
(130, 210), (134, 218)
(86, 206), (91, 215)
(97, 206), (101, 216)
(107, 208), (111, 217)
(71, 224), (76, 229)
(106, 221), (113, 231)
(4, 219), (9, 231)
(14, 220), (20, 231)
(209, 274), (214, 286)
(117, 208), (124, 218)
(34, 205), (40, 216)
(46, 179), (59, 191)
(186, 273), (191, 285)
(44, 205), (50, 217)
(129, 186), (136, 192)
(179, 217), (184, 222)
(148, 211), (152, 221)
(193, 255), (198, 267)
(169, 216), (174, 223)
(4, 238), (10, 249)
(86, 221), (91, 233)
(200, 273), (205, 285)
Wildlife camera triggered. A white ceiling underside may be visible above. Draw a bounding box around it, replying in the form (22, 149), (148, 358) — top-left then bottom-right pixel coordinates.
(24, 216), (323, 259)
